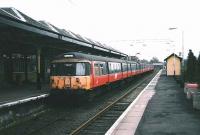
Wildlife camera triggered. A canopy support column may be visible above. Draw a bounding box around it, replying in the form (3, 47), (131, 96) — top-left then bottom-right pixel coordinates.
(36, 48), (41, 90)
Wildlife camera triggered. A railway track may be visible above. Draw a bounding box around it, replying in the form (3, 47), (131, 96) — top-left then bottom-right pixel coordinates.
(69, 71), (157, 135)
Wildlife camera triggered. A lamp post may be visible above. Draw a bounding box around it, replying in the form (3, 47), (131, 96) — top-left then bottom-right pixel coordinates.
(129, 44), (141, 61)
(168, 28), (176, 76)
(169, 27), (184, 77)
(172, 42), (176, 76)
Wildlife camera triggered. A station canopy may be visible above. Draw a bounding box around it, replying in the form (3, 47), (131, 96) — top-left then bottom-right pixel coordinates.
(0, 7), (127, 58)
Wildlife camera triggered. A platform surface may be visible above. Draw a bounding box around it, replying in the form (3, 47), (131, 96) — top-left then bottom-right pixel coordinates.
(106, 70), (200, 135)
(0, 84), (49, 106)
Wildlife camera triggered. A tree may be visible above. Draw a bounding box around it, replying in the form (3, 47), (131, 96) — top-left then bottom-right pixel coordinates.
(196, 53), (200, 86)
(186, 49), (197, 82)
(140, 59), (149, 63)
(150, 57), (159, 63)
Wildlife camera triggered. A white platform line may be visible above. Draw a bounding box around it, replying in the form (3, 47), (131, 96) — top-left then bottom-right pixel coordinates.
(105, 70), (162, 135)
(0, 94), (49, 109)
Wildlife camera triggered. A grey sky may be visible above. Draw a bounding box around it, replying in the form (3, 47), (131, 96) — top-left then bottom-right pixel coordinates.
(1, 0), (200, 61)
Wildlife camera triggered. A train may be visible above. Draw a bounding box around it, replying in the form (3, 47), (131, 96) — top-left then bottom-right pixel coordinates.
(50, 52), (154, 93)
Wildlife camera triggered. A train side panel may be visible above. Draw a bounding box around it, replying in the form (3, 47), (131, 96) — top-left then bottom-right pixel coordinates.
(108, 73), (123, 83)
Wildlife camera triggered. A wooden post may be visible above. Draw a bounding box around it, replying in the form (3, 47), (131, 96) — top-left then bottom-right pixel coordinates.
(24, 54), (28, 82)
(36, 48), (41, 90)
(41, 53), (45, 83)
(7, 53), (13, 83)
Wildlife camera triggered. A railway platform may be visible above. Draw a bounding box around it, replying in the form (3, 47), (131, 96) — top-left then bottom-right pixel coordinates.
(106, 70), (200, 135)
(0, 84), (49, 108)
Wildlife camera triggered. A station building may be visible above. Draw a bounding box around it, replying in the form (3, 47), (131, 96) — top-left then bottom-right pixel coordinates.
(164, 53), (182, 76)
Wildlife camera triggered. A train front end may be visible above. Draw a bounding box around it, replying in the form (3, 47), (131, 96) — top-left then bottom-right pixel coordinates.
(50, 54), (92, 93)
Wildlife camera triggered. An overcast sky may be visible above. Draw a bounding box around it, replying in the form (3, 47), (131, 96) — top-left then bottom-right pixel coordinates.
(1, 0), (200, 61)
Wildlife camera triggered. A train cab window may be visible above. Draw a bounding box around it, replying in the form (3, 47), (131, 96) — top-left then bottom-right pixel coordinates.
(76, 63), (85, 76)
(51, 63), (75, 76)
(76, 63), (90, 76)
(50, 62), (90, 76)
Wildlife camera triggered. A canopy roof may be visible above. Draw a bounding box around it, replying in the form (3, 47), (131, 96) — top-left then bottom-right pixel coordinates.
(0, 7), (127, 58)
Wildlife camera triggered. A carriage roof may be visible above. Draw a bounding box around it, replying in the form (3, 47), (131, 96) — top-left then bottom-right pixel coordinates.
(54, 52), (137, 64)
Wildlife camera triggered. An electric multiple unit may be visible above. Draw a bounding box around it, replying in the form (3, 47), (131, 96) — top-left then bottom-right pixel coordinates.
(50, 52), (154, 92)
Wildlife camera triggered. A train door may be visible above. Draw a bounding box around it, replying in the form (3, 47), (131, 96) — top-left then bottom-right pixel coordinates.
(93, 61), (109, 88)
(122, 63), (128, 79)
(127, 63), (131, 77)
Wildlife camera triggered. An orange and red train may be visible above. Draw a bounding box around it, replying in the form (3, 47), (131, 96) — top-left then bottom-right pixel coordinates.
(50, 52), (154, 93)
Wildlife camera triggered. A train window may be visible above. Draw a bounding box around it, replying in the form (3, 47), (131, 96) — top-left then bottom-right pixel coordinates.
(85, 63), (91, 75)
(113, 63), (116, 72)
(99, 63), (107, 75)
(113, 63), (116, 73)
(131, 64), (133, 70)
(138, 64), (140, 70)
(131, 64), (136, 71)
(99, 64), (103, 75)
(108, 63), (112, 73)
(122, 63), (128, 72)
(127, 64), (131, 71)
(94, 63), (100, 76)
(137, 63), (140, 70)
(108, 62), (121, 73)
(117, 63), (122, 72)
(108, 63), (113, 73)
